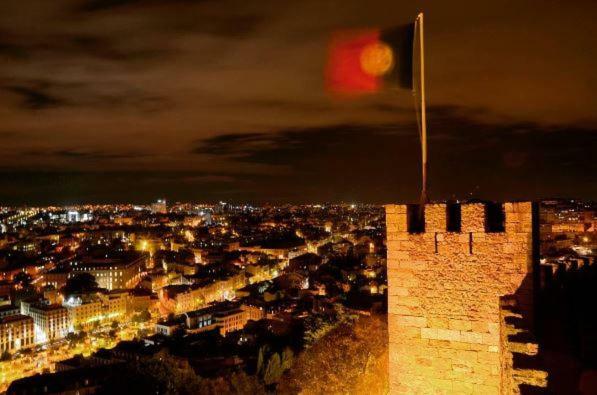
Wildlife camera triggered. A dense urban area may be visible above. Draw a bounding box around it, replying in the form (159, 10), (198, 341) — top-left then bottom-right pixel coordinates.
(0, 201), (388, 393)
(0, 199), (594, 394)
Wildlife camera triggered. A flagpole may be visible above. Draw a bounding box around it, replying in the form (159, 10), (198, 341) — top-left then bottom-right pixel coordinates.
(417, 12), (428, 206)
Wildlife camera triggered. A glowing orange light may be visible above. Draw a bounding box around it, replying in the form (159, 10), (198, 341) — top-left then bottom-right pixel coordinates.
(360, 42), (394, 76)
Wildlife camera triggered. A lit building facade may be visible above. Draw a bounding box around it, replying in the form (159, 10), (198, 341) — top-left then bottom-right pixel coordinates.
(151, 199), (167, 214)
(42, 270), (70, 290)
(71, 256), (144, 290)
(63, 291), (128, 330)
(184, 303), (264, 336)
(160, 273), (246, 315)
(25, 304), (69, 343)
(0, 315), (34, 353)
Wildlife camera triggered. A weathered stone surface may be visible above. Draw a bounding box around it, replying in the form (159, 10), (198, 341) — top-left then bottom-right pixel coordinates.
(386, 202), (536, 394)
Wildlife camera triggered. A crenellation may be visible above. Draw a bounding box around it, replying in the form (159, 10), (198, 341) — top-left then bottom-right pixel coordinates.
(388, 202), (534, 237)
(424, 203), (447, 232)
(461, 203), (486, 233)
(505, 202), (533, 233)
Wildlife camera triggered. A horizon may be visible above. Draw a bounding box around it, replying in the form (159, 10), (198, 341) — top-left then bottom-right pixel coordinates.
(2, 197), (595, 210)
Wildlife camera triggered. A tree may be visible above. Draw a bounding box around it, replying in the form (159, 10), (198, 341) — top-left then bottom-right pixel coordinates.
(256, 345), (269, 376)
(97, 358), (202, 395)
(139, 309), (151, 321)
(279, 315), (388, 395)
(66, 331), (87, 346)
(97, 356), (266, 395)
(132, 309), (151, 323)
(303, 304), (356, 345)
(63, 273), (98, 296)
(228, 371), (266, 394)
(0, 351), (11, 361)
(280, 347), (294, 372)
(263, 353), (282, 385)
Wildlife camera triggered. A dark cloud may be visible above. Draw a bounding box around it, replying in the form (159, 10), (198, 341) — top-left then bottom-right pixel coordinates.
(65, 34), (174, 62)
(77, 0), (199, 13)
(192, 106), (597, 202)
(1, 105), (595, 205)
(192, 133), (279, 158)
(3, 79), (169, 113)
(4, 84), (65, 110)
(0, 42), (28, 59)
(0, 131), (19, 139)
(0, 0), (595, 204)
(75, 0), (262, 38)
(0, 32), (174, 65)
(23, 149), (150, 160)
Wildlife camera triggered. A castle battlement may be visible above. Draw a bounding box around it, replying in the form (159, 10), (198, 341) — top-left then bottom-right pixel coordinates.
(385, 201), (538, 394)
(387, 201), (534, 235)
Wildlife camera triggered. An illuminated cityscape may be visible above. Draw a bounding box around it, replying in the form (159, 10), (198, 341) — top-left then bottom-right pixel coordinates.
(0, 0), (595, 394)
(0, 201), (390, 392)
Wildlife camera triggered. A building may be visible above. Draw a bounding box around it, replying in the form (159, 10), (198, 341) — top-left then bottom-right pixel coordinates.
(288, 253), (322, 272)
(151, 199), (167, 214)
(385, 202), (542, 394)
(183, 213), (212, 227)
(159, 271), (246, 314)
(42, 269), (70, 290)
(0, 305), (19, 318)
(25, 303), (69, 343)
(64, 296), (102, 331)
(245, 260), (282, 284)
(0, 281), (11, 299)
(159, 285), (204, 314)
(184, 303), (265, 336)
(0, 315), (34, 353)
(71, 254), (144, 290)
(155, 318), (181, 336)
(139, 273), (168, 292)
(67, 210), (80, 223)
(114, 217), (134, 226)
(239, 244), (307, 260)
(63, 291), (128, 330)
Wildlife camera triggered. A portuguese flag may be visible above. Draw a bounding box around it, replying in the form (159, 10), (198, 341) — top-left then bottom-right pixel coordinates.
(325, 24), (415, 94)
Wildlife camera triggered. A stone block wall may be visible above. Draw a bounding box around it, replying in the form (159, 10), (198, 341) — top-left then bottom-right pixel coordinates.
(499, 296), (547, 394)
(386, 202), (535, 394)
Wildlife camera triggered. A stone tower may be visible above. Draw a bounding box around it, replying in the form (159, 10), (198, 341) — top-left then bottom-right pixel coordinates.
(385, 202), (536, 394)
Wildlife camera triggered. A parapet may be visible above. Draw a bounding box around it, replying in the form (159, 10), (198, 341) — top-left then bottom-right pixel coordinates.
(386, 201), (534, 235)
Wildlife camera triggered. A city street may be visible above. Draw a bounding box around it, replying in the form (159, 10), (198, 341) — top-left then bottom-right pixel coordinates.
(0, 319), (155, 392)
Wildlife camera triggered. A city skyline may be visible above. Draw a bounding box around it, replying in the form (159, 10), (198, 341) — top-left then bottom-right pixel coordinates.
(1, 0), (596, 205)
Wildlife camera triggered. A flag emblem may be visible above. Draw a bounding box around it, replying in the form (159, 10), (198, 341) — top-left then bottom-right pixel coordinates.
(325, 24), (415, 94)
(360, 42), (394, 77)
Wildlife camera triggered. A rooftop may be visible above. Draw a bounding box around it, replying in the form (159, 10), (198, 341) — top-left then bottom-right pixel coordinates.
(0, 314), (32, 324)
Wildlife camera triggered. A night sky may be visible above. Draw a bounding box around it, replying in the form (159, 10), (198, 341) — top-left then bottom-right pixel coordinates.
(0, 0), (595, 205)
